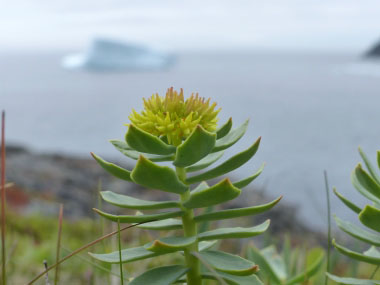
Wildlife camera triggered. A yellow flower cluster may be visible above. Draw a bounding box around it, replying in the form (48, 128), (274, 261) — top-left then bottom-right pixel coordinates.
(129, 87), (220, 146)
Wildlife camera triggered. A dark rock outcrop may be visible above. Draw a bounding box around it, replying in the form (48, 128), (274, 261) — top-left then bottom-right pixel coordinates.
(5, 145), (318, 238)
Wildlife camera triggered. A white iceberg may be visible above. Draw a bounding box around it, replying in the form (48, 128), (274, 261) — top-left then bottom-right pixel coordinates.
(62, 38), (175, 71)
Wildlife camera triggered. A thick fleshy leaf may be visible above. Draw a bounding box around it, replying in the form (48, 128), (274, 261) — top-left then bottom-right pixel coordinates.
(125, 124), (176, 155)
(198, 250), (258, 276)
(199, 240), (218, 251)
(174, 125), (216, 167)
(100, 191), (180, 210)
(186, 151), (224, 173)
(354, 164), (380, 199)
(131, 156), (188, 194)
(186, 137), (261, 184)
(364, 246), (380, 258)
(333, 188), (362, 214)
(232, 163), (265, 189)
(110, 139), (174, 162)
(335, 215), (380, 246)
(145, 236), (197, 253)
(89, 246), (166, 264)
(286, 248), (324, 285)
(333, 239), (380, 265)
(198, 206), (214, 233)
(359, 205), (380, 232)
(326, 273), (380, 285)
(359, 147), (380, 185)
(198, 220), (270, 241)
(137, 219), (182, 230)
(216, 118), (233, 139)
(130, 265), (189, 285)
(378, 151), (380, 169)
(247, 246), (283, 284)
(183, 179), (241, 209)
(201, 271), (263, 285)
(91, 153), (132, 181)
(212, 120), (249, 152)
(351, 168), (380, 205)
(93, 208), (184, 223)
(194, 196), (282, 222)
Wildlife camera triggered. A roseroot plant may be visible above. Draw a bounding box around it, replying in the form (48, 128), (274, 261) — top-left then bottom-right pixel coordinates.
(89, 88), (281, 285)
(327, 147), (380, 285)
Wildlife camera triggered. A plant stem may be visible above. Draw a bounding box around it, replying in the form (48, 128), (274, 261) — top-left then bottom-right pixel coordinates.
(176, 167), (202, 285)
(117, 219), (124, 285)
(1, 111), (6, 285)
(324, 170), (331, 285)
(54, 204), (63, 285)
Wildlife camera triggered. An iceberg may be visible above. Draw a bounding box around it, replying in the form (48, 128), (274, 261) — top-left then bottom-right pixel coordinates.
(62, 38), (175, 71)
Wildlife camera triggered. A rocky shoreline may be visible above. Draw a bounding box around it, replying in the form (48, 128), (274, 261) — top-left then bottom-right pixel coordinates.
(5, 144), (321, 240)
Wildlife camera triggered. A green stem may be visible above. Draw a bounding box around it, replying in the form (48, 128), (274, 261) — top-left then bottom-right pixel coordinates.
(176, 167), (202, 285)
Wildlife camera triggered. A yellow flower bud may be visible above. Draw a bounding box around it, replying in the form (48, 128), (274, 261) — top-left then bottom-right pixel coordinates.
(129, 87), (220, 146)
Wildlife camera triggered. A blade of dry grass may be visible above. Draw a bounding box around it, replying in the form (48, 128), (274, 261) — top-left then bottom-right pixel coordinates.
(54, 204), (63, 285)
(27, 220), (155, 285)
(43, 260), (50, 285)
(1, 111), (6, 285)
(61, 246), (129, 280)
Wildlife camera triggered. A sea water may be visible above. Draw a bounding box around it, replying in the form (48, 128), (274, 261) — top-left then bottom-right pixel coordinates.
(1, 51), (380, 229)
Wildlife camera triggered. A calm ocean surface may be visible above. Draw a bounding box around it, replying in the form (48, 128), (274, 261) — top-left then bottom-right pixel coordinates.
(1, 51), (380, 229)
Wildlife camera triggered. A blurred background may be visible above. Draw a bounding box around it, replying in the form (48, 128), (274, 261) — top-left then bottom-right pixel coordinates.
(2, 0), (380, 231)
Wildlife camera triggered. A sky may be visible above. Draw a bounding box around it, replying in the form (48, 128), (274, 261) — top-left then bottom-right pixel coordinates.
(1, 0), (380, 52)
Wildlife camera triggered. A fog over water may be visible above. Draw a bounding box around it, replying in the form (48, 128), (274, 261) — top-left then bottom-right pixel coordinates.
(2, 51), (380, 229)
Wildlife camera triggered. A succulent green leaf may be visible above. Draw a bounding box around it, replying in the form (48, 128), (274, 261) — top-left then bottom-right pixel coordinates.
(216, 117), (233, 139)
(333, 239), (380, 265)
(378, 151), (380, 170)
(93, 208), (184, 223)
(174, 125), (216, 167)
(364, 246), (380, 258)
(359, 147), (380, 185)
(91, 153), (132, 181)
(198, 250), (258, 276)
(333, 188), (362, 214)
(201, 271), (263, 285)
(285, 247), (325, 285)
(130, 265), (189, 285)
(326, 273), (380, 285)
(137, 219), (182, 230)
(89, 246), (166, 264)
(186, 137), (261, 184)
(359, 205), (380, 232)
(198, 206), (214, 233)
(126, 124), (176, 155)
(131, 156), (188, 194)
(198, 220), (270, 241)
(194, 196), (282, 222)
(183, 179), (241, 209)
(232, 163), (265, 189)
(199, 240), (218, 251)
(110, 139), (174, 162)
(186, 151), (224, 172)
(351, 167), (380, 205)
(100, 191), (180, 210)
(144, 236), (197, 253)
(212, 120), (249, 152)
(247, 246), (283, 284)
(334, 215), (380, 246)
(354, 164), (380, 199)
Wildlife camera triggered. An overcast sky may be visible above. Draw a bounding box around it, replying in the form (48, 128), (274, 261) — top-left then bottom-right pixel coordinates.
(1, 0), (380, 52)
